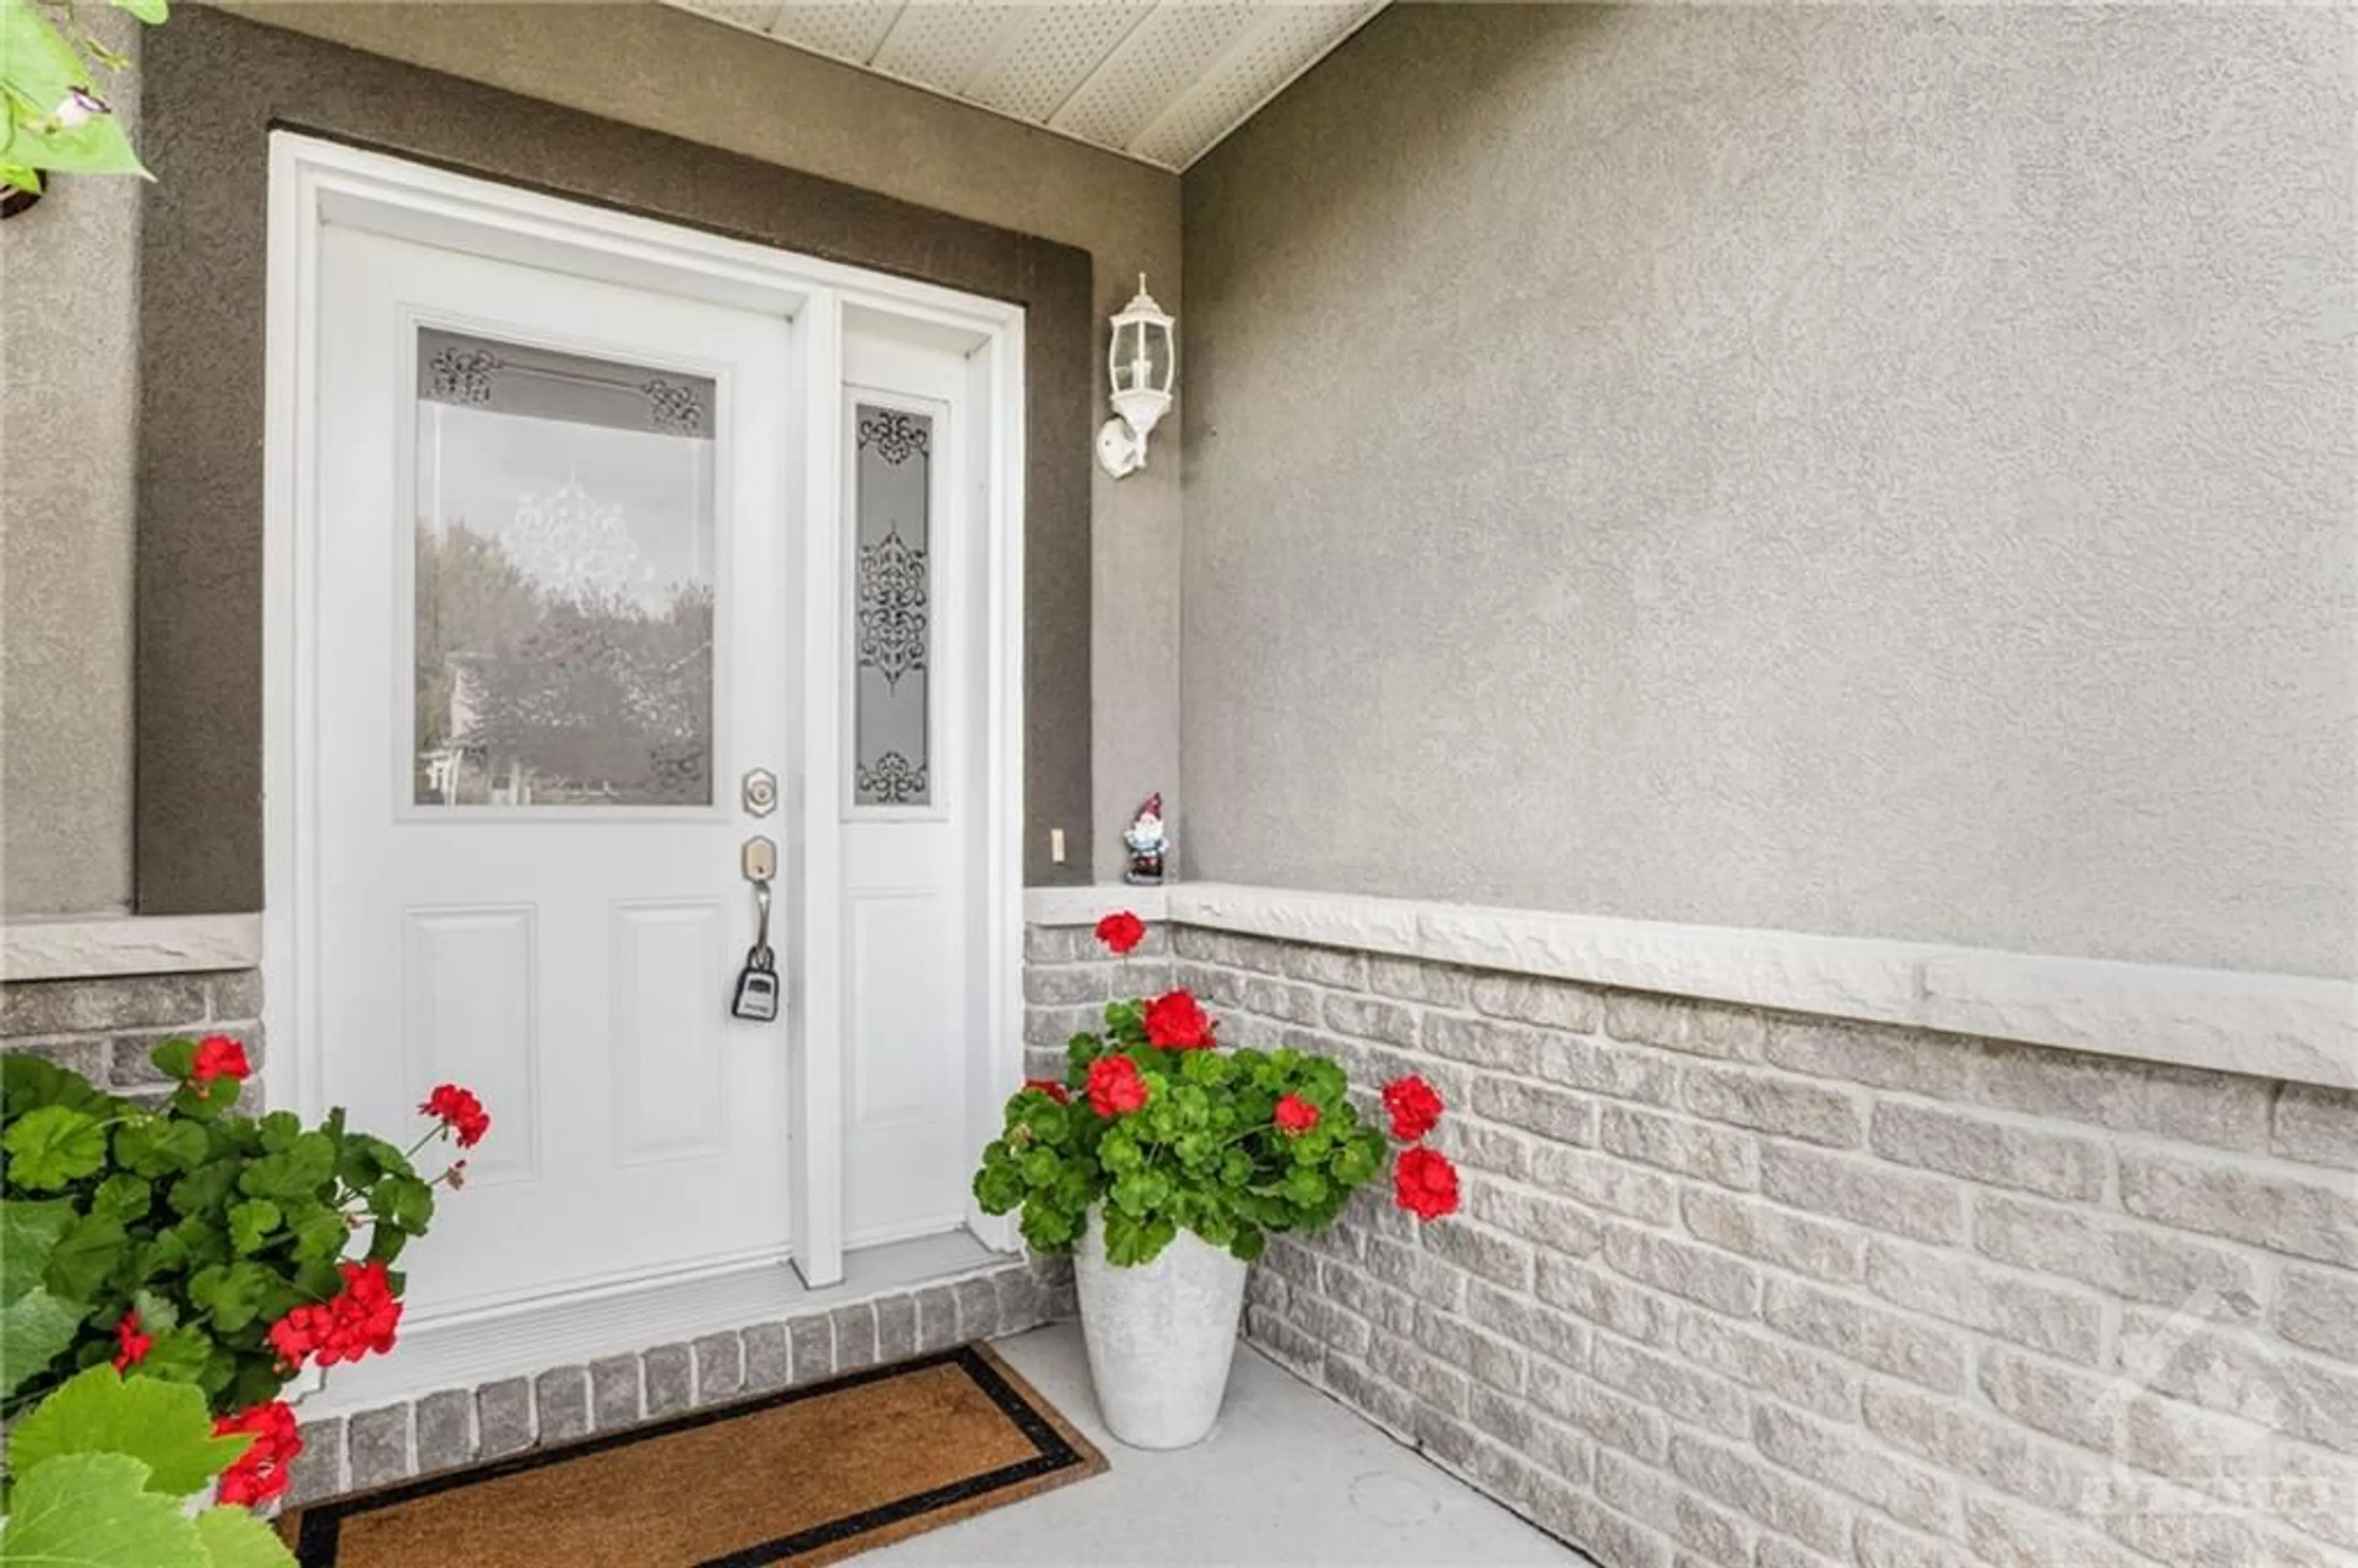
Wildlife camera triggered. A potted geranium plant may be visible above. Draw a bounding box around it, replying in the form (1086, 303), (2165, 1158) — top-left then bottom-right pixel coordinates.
(1, 1034), (485, 1529)
(973, 912), (1458, 1448)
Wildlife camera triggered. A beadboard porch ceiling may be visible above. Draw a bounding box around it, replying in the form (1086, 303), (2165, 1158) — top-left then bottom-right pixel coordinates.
(661, 0), (1388, 171)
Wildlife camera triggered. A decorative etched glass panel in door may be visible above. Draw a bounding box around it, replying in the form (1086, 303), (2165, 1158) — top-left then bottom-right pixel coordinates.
(852, 403), (934, 809)
(413, 327), (717, 807)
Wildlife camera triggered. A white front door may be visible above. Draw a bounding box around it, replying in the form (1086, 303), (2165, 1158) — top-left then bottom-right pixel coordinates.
(311, 226), (798, 1317)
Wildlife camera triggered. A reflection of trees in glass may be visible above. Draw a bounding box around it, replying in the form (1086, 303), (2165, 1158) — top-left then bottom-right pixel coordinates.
(414, 520), (712, 805)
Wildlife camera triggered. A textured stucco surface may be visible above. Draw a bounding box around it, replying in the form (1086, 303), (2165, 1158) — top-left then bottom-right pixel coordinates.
(1180, 5), (2358, 978)
(0, 12), (141, 915)
(138, 7), (1101, 905)
(236, 1), (1183, 888)
(1, 3), (1181, 912)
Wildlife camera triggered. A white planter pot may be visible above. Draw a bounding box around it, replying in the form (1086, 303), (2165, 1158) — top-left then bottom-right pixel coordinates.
(1072, 1208), (1250, 1450)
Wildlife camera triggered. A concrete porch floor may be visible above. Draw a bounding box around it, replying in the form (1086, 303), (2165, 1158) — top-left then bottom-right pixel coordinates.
(865, 1324), (1593, 1567)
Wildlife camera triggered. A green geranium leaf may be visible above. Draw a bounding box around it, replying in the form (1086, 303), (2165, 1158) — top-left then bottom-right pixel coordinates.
(973, 1162), (1023, 1214)
(173, 1075), (245, 1119)
(45, 1213), (127, 1301)
(227, 1200), (281, 1256)
(115, 1116), (209, 1178)
(1, 1286), (85, 1398)
(255, 1113), (302, 1155)
(91, 1172), (154, 1224)
(4, 1054), (114, 1119)
(186, 1262), (278, 1333)
(337, 1133), (410, 1190)
(193, 1502), (298, 1568)
(365, 1173), (435, 1233)
(130, 1289), (181, 1332)
(290, 1206), (349, 1264)
(134, 1324), (215, 1388)
(149, 1038), (198, 1082)
(2, 1197), (74, 1303)
(0, 1451), (209, 1568)
(5, 1104), (109, 1190)
(238, 1133), (333, 1200)
(169, 1160), (241, 1219)
(9, 1365), (253, 1497)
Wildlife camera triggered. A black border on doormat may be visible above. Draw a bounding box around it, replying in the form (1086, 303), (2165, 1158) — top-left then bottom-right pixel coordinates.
(285, 1343), (1104, 1567)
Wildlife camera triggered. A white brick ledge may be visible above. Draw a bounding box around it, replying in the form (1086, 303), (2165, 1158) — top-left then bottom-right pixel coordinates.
(1027, 882), (2356, 1092)
(2, 914), (262, 981)
(1022, 884), (1169, 927)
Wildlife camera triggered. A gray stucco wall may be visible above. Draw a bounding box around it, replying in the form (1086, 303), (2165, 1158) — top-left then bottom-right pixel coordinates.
(1, 2), (1182, 911)
(1180, 5), (2357, 978)
(1, 13), (141, 915)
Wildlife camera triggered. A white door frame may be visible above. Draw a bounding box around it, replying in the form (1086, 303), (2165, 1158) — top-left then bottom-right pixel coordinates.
(262, 133), (1027, 1291)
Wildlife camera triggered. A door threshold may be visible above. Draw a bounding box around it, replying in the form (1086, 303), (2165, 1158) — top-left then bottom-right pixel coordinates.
(305, 1231), (1005, 1417)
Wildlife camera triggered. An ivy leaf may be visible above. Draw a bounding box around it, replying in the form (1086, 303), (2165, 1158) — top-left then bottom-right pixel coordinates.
(227, 1200), (281, 1256)
(110, 0), (171, 23)
(9, 1365), (253, 1496)
(193, 1503), (298, 1568)
(0, 1451), (210, 1568)
(44, 1213), (127, 1301)
(5, 1104), (110, 1190)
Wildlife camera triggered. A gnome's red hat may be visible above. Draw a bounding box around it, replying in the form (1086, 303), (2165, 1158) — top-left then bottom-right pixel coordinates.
(1136, 793), (1162, 818)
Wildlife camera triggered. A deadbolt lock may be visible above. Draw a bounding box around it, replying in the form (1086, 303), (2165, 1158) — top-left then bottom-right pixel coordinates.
(741, 836), (777, 882)
(742, 768), (778, 817)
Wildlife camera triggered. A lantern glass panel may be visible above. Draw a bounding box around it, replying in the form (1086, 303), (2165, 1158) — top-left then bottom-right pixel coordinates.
(1140, 322), (1173, 392)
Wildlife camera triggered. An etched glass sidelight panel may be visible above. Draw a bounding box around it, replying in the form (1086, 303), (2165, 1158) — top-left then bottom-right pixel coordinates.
(412, 327), (717, 807)
(852, 404), (933, 809)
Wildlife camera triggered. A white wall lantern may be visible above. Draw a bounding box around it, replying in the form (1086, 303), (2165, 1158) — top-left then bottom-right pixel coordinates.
(1096, 274), (1175, 479)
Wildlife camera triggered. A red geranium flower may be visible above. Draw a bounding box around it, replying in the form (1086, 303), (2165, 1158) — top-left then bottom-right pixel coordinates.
(1143, 990), (1216, 1050)
(419, 1083), (491, 1148)
(1382, 1074), (1445, 1142)
(111, 1310), (152, 1372)
(189, 1035), (252, 1099)
(1273, 1093), (1320, 1135)
(1094, 910), (1146, 955)
(267, 1259), (403, 1372)
(1023, 1077), (1070, 1105)
(1084, 1054), (1150, 1118)
(214, 1400), (302, 1507)
(1393, 1146), (1460, 1221)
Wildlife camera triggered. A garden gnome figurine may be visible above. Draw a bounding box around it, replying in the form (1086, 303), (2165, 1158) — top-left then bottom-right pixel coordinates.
(1124, 794), (1169, 885)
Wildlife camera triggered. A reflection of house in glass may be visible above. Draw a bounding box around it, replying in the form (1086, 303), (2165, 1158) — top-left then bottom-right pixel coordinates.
(411, 328), (717, 807)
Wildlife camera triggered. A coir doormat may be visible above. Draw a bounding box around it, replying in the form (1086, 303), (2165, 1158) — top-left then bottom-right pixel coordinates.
(282, 1343), (1106, 1567)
